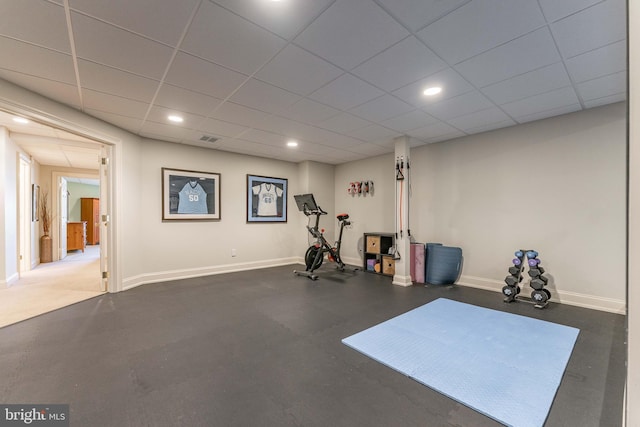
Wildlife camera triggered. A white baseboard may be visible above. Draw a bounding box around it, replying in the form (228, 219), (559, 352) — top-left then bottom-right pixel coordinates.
(123, 257), (300, 291)
(1, 272), (20, 288)
(122, 256), (365, 291)
(458, 275), (626, 314)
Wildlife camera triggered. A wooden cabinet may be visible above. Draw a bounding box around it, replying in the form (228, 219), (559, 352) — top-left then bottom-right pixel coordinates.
(67, 221), (87, 252)
(81, 198), (100, 245)
(363, 232), (395, 276)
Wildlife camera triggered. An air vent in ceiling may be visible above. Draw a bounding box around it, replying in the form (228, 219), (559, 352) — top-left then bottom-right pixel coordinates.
(199, 135), (218, 143)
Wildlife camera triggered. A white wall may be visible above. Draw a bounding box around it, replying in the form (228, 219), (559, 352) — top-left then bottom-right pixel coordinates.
(296, 161), (336, 253)
(1, 127), (19, 286)
(67, 182), (100, 222)
(335, 103), (626, 313)
(334, 153), (395, 265)
(122, 138), (306, 288)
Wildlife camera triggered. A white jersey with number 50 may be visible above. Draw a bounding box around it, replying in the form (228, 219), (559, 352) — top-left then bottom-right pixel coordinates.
(178, 181), (208, 214)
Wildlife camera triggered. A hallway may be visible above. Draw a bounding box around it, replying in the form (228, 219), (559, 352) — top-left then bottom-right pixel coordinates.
(0, 245), (104, 328)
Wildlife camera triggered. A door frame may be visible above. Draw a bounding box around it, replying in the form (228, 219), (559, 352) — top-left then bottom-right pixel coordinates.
(52, 171), (99, 262)
(18, 154), (31, 276)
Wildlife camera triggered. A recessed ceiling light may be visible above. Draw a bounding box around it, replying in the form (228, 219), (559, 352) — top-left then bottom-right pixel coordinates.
(168, 115), (184, 123)
(423, 86), (442, 96)
(287, 140), (298, 147)
(13, 117), (29, 124)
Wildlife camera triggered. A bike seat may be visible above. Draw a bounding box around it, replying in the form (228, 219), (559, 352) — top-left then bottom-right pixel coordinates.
(337, 213), (349, 221)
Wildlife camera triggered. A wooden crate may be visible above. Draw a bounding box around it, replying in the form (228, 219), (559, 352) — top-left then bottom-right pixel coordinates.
(382, 256), (395, 275)
(366, 235), (381, 253)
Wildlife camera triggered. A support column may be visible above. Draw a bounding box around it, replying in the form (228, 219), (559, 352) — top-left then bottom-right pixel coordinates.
(627, 2), (639, 425)
(392, 135), (412, 287)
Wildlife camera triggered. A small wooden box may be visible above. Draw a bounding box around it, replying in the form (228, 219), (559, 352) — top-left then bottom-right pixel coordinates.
(382, 256), (395, 275)
(366, 235), (381, 253)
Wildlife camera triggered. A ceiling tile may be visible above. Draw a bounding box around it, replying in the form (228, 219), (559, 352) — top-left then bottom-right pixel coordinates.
(515, 103), (582, 124)
(551, 0), (626, 59)
(71, 12), (174, 80)
(352, 36), (448, 92)
(181, 1), (286, 75)
(392, 68), (474, 107)
(565, 40), (627, 83)
(455, 27), (561, 88)
(381, 110), (439, 132)
(211, 0), (335, 40)
(293, 0), (409, 70)
(481, 62), (571, 105)
(446, 107), (514, 133)
(165, 52), (247, 100)
(375, 0), (471, 32)
(209, 102), (273, 128)
(278, 99), (341, 125)
(347, 142), (393, 156)
(296, 141), (361, 160)
(0, 70), (81, 109)
(422, 130), (466, 144)
(193, 117), (248, 138)
(0, 0), (70, 53)
(69, 0), (199, 46)
(240, 128), (289, 146)
(82, 89), (149, 119)
(348, 95), (414, 123)
(154, 84), (223, 116)
(145, 106), (206, 130)
(422, 91), (494, 121)
(317, 112), (371, 134)
(346, 124), (400, 142)
(229, 78), (301, 114)
(575, 71), (626, 102)
(583, 94), (626, 109)
(0, 37), (76, 84)
(84, 109), (144, 134)
(501, 86), (580, 119)
(255, 44), (343, 95)
(406, 121), (460, 140)
(538, 0), (601, 22)
(78, 60), (159, 102)
(139, 121), (190, 141)
(251, 116), (335, 144)
(309, 74), (384, 111)
(417, 0), (546, 64)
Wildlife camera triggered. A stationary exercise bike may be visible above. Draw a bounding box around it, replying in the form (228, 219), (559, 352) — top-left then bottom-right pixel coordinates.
(293, 194), (351, 280)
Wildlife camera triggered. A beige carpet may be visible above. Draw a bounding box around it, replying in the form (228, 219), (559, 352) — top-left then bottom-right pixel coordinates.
(0, 245), (105, 328)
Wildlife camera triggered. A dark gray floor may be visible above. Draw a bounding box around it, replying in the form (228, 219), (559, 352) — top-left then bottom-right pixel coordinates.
(0, 265), (625, 426)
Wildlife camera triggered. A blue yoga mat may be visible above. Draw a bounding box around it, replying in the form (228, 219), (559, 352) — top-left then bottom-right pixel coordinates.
(342, 298), (579, 427)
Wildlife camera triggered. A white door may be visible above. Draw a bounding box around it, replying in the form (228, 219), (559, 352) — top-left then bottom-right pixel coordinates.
(99, 146), (110, 292)
(60, 177), (68, 259)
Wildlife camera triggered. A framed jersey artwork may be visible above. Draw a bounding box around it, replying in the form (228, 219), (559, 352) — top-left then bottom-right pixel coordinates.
(162, 168), (221, 221)
(247, 174), (288, 223)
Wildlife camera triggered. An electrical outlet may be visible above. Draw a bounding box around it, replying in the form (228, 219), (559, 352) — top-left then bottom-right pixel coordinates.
(231, 248), (237, 257)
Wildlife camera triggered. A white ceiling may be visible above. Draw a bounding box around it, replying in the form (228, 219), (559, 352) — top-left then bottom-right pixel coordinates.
(0, 0), (627, 166)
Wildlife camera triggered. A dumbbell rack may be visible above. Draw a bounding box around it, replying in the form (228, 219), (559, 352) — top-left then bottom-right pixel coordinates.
(502, 249), (551, 309)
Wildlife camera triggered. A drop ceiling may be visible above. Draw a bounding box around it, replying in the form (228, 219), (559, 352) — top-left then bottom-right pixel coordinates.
(0, 0), (627, 166)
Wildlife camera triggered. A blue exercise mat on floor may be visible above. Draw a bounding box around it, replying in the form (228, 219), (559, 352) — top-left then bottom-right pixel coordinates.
(342, 298), (579, 427)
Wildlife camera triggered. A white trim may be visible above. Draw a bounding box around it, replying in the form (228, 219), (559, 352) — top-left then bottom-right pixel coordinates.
(122, 257), (300, 291)
(393, 274), (413, 287)
(457, 275), (626, 314)
(1, 272), (19, 287)
(0, 82), (122, 295)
